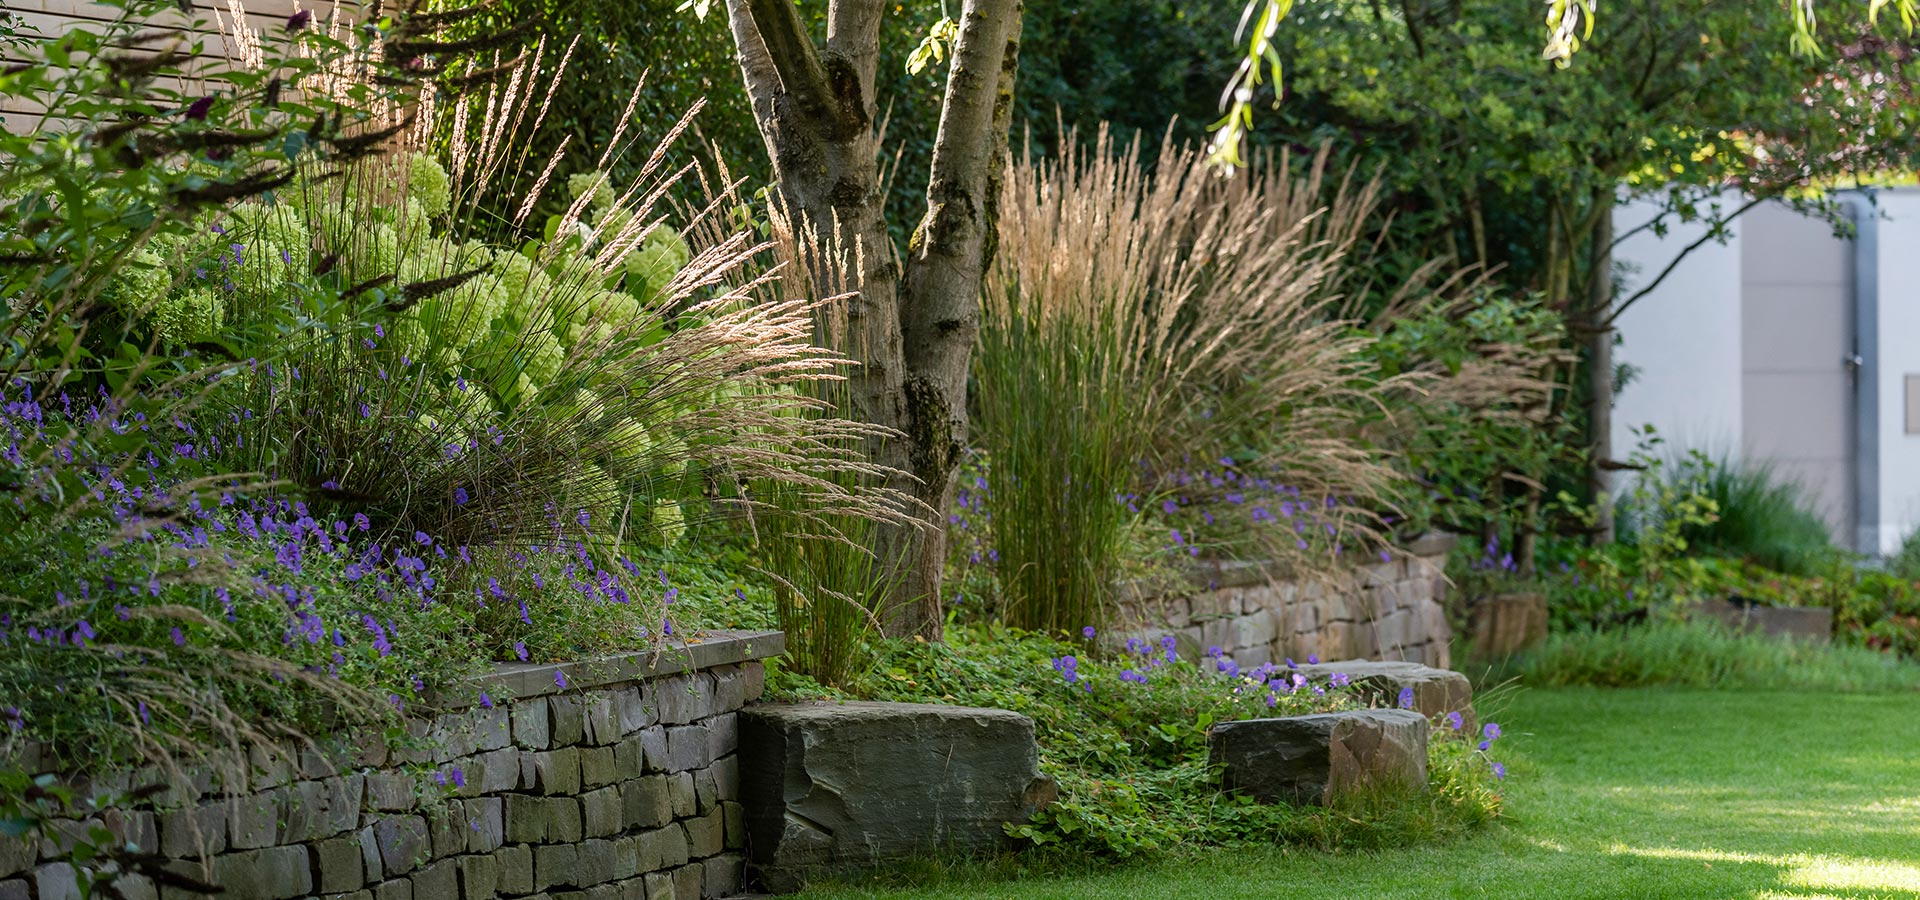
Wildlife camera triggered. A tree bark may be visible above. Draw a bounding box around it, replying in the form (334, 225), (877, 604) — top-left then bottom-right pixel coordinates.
(724, 0), (1022, 639)
(1585, 201), (1615, 544)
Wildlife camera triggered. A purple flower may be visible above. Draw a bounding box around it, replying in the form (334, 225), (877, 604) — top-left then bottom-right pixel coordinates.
(1082, 626), (1096, 640)
(1446, 711), (1464, 731)
(454, 488), (470, 507)
(1482, 722), (1502, 742)
(1397, 687), (1415, 710)
(286, 8), (311, 29)
(513, 642), (528, 661)
(479, 692), (493, 709)
(1478, 740), (1491, 751)
(1329, 672), (1350, 687)
(450, 768), (466, 788)
(171, 627), (186, 646)
(185, 95), (214, 120)
(555, 670), (568, 688)
(576, 509), (591, 527)
(1491, 762), (1507, 780)
(1307, 654), (1319, 665)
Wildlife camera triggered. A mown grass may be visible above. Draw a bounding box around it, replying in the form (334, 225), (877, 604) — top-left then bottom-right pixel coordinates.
(794, 686), (1920, 900)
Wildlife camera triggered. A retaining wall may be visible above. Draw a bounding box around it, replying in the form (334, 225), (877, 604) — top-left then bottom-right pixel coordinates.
(1116, 535), (1457, 668)
(0, 630), (783, 900)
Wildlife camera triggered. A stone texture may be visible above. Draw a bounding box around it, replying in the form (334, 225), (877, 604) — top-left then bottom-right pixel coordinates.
(740, 702), (1055, 890)
(1210, 709), (1430, 806)
(1290, 660), (1473, 719)
(702, 854), (742, 898)
(534, 747), (582, 796)
(311, 835), (366, 894)
(663, 726), (710, 773)
(33, 864), (78, 900)
(495, 845), (534, 896)
(620, 778), (672, 831)
(411, 859), (459, 900)
(0, 878), (29, 900)
(534, 843), (578, 891)
(581, 787), (623, 838)
(372, 815), (430, 876)
(666, 774), (695, 820)
(372, 878), (413, 900)
(464, 797), (505, 854)
(456, 853), (499, 900)
(1693, 598), (1833, 644)
(1468, 592), (1550, 658)
(512, 697), (552, 750)
(189, 846), (313, 900)
(636, 728), (669, 775)
(0, 836), (32, 881)
(548, 696), (587, 747)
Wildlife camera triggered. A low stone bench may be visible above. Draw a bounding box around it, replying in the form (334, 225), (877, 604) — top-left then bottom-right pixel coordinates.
(738, 702), (1055, 892)
(1290, 659), (1472, 720)
(1209, 709), (1430, 806)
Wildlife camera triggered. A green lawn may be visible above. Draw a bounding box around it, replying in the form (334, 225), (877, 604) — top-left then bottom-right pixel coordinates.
(797, 687), (1920, 900)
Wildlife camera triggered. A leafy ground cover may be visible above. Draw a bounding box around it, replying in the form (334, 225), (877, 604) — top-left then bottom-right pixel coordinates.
(794, 686), (1920, 900)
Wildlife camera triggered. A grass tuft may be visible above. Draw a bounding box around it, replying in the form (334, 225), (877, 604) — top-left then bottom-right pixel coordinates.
(1487, 621), (1920, 692)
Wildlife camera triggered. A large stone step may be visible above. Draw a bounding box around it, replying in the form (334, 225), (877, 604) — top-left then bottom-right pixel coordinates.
(737, 702), (1055, 893)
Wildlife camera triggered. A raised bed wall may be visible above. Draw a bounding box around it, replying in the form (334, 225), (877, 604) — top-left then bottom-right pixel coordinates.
(0, 630), (784, 900)
(1116, 537), (1456, 668)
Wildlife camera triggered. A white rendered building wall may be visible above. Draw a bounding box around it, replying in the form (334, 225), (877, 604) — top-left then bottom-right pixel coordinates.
(1611, 195), (1746, 460)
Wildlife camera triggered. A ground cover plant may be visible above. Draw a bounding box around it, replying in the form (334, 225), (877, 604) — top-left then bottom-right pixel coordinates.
(769, 625), (1508, 862)
(787, 687), (1920, 900)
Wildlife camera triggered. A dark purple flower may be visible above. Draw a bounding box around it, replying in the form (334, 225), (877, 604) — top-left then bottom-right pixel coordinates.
(185, 95), (214, 120)
(454, 488), (469, 507)
(286, 9), (311, 29)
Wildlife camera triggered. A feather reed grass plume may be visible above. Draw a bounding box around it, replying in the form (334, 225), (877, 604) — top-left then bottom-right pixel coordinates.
(978, 128), (1412, 634)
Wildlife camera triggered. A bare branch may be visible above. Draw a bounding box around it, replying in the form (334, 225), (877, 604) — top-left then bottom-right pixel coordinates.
(744, 0), (846, 130)
(1605, 194), (1765, 326)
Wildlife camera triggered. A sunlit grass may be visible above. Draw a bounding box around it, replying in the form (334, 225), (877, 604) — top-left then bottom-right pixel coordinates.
(796, 687), (1920, 900)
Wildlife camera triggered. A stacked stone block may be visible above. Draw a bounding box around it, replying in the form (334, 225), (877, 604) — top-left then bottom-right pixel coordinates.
(0, 632), (780, 900)
(1116, 537), (1456, 668)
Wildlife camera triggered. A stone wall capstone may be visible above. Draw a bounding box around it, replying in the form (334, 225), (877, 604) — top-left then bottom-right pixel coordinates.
(0, 629), (784, 900)
(1116, 534), (1457, 668)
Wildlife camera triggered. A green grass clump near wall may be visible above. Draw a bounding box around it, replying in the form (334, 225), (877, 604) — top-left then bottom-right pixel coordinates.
(1485, 621), (1920, 692)
(789, 687), (1920, 900)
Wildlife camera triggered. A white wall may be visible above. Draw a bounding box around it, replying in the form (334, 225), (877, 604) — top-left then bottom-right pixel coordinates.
(1611, 195), (1746, 460)
(1872, 191), (1920, 555)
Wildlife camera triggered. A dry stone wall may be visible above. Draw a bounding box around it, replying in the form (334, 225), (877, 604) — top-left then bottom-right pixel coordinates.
(0, 630), (783, 900)
(1116, 535), (1457, 668)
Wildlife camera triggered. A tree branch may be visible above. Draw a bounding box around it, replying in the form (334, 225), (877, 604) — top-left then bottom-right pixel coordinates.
(1604, 194), (1765, 326)
(723, 0), (783, 138)
(743, 0), (845, 130)
(826, 0), (885, 116)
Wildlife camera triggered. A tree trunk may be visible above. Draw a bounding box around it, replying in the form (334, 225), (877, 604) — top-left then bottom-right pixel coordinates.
(723, 0), (1022, 639)
(1585, 202), (1616, 544)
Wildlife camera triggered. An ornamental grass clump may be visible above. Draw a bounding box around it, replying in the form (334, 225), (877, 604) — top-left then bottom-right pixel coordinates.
(973, 130), (1408, 636)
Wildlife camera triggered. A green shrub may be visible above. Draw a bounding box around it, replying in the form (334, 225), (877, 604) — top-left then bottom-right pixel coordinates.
(1619, 451), (1835, 577)
(1889, 527), (1920, 580)
(1490, 621), (1920, 691)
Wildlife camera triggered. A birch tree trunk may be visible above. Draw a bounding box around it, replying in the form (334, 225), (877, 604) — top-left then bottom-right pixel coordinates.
(723, 0), (1022, 639)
